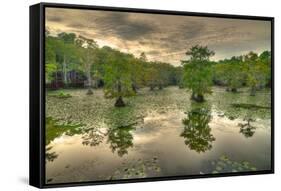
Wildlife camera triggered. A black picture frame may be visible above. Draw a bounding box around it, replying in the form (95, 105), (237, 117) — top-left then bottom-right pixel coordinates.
(30, 2), (274, 189)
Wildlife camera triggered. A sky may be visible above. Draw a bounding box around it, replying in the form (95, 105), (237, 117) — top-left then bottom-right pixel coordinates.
(46, 7), (271, 66)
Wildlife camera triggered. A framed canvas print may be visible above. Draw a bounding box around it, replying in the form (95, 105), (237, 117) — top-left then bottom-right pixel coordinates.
(29, 2), (274, 188)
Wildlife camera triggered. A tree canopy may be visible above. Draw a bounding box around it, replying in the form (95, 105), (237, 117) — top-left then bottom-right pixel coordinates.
(181, 45), (215, 102)
(46, 31), (271, 106)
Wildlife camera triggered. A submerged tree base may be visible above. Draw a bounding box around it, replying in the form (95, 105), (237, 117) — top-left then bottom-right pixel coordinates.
(86, 89), (93, 95)
(191, 93), (205, 102)
(250, 87), (257, 96)
(226, 88), (238, 93)
(132, 84), (138, 93)
(115, 97), (126, 107)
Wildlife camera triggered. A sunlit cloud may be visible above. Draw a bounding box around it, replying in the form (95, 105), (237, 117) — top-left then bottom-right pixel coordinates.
(46, 8), (271, 66)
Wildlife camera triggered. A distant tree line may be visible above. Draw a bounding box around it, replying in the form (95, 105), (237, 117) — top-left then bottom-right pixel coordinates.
(181, 45), (271, 102)
(46, 31), (181, 106)
(46, 31), (271, 106)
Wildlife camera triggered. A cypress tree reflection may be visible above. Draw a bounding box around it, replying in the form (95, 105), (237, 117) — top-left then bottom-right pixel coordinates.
(46, 146), (58, 163)
(105, 107), (139, 157)
(107, 125), (135, 157)
(238, 118), (256, 138)
(45, 117), (85, 163)
(82, 128), (105, 146)
(181, 105), (215, 153)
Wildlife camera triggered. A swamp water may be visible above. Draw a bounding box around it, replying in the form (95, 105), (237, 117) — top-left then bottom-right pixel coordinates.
(45, 86), (271, 184)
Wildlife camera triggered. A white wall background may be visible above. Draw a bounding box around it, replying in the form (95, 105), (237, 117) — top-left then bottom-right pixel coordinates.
(0, 0), (279, 190)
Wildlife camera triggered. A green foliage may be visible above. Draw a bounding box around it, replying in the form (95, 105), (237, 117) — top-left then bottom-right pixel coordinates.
(45, 33), (80, 85)
(45, 31), (183, 92)
(142, 63), (160, 90)
(57, 32), (76, 44)
(212, 51), (271, 95)
(130, 54), (149, 90)
(183, 62), (213, 96)
(244, 51), (271, 95)
(45, 63), (57, 83)
(182, 45), (214, 101)
(103, 49), (136, 100)
(45, 36), (58, 83)
(214, 56), (245, 92)
(75, 35), (99, 92)
(45, 31), (271, 100)
(184, 45), (215, 61)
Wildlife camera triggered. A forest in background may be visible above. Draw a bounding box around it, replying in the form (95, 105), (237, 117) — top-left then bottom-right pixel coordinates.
(45, 31), (271, 106)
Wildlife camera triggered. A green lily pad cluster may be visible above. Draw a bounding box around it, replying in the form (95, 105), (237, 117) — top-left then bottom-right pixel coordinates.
(208, 155), (257, 174)
(49, 91), (72, 99)
(109, 157), (161, 180)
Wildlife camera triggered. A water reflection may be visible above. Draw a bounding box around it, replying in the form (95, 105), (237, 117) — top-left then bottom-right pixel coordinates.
(46, 146), (58, 162)
(107, 125), (135, 157)
(211, 91), (271, 122)
(45, 88), (271, 183)
(45, 117), (86, 163)
(46, 106), (141, 161)
(181, 104), (215, 153)
(82, 128), (105, 146)
(105, 107), (141, 157)
(46, 117), (85, 145)
(238, 118), (256, 138)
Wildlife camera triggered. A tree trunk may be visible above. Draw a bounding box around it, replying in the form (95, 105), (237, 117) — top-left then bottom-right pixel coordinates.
(191, 92), (196, 100)
(86, 68), (93, 95)
(132, 83), (137, 93)
(250, 87), (256, 96)
(63, 54), (67, 87)
(115, 96), (125, 107)
(86, 88), (93, 95)
(85, 48), (93, 95)
(231, 88), (237, 93)
(114, 80), (125, 107)
(191, 92), (205, 102)
(196, 94), (205, 102)
(55, 72), (58, 89)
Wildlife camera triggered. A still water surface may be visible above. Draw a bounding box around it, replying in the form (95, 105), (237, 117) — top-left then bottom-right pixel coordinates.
(46, 87), (271, 184)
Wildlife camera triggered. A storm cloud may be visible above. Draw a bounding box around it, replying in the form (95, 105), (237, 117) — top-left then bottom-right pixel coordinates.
(46, 7), (271, 65)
